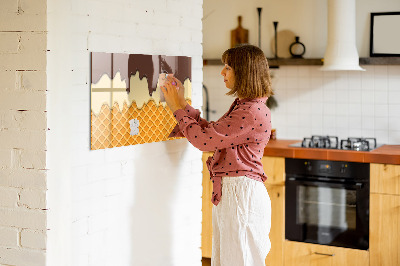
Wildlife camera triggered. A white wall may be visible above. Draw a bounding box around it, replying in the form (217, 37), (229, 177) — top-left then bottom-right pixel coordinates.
(203, 0), (400, 145)
(0, 0), (48, 265)
(46, 0), (203, 266)
(203, 0), (400, 58)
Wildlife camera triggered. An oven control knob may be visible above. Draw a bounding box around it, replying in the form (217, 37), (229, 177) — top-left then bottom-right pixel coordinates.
(340, 164), (347, 174)
(304, 162), (312, 171)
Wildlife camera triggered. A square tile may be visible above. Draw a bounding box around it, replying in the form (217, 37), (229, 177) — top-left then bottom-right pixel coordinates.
(375, 104), (389, 117)
(388, 131), (400, 144)
(388, 104), (400, 117)
(374, 90), (388, 104)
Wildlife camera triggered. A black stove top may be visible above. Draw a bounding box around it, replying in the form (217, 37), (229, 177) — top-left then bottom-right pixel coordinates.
(289, 135), (381, 151)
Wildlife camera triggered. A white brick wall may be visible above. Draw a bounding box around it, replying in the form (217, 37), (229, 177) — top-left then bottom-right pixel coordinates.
(0, 227), (19, 247)
(21, 229), (47, 250)
(47, 1), (203, 266)
(0, 0), (48, 265)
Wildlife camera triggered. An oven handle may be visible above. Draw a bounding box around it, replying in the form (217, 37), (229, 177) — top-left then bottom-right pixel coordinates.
(287, 177), (364, 189)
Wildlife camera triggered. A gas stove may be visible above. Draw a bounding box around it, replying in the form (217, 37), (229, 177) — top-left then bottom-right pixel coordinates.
(289, 135), (381, 151)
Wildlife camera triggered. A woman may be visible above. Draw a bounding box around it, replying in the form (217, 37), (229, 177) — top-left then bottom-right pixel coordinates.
(161, 44), (273, 266)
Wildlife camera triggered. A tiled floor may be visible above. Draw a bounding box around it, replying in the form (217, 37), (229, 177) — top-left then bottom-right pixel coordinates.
(202, 257), (211, 266)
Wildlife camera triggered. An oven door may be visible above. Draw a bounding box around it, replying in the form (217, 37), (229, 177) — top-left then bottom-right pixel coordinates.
(285, 177), (369, 250)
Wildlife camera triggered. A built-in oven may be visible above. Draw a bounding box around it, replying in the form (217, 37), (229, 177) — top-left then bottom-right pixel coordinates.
(285, 158), (369, 250)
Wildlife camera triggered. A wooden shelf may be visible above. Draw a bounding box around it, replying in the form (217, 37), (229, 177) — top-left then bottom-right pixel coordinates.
(203, 58), (323, 67)
(203, 57), (400, 67)
(359, 57), (400, 65)
(268, 58), (322, 67)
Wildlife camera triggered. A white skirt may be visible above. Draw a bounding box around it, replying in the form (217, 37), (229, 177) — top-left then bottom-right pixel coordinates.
(212, 176), (271, 266)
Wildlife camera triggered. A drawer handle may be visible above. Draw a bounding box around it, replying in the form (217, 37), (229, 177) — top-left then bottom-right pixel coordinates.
(314, 252), (335, 257)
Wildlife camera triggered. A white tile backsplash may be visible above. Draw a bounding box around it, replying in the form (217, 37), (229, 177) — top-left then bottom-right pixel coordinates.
(203, 64), (400, 144)
(374, 90), (388, 104)
(389, 104), (400, 117)
(388, 76), (400, 91)
(388, 91), (400, 104)
(374, 77), (388, 91)
(375, 104), (389, 117)
(389, 117), (400, 131)
(374, 65), (388, 77)
(362, 90), (375, 103)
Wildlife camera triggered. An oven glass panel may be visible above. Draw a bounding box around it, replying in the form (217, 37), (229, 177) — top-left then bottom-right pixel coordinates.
(297, 186), (357, 230)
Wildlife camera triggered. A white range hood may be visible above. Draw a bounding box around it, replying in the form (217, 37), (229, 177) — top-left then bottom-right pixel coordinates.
(320, 0), (365, 71)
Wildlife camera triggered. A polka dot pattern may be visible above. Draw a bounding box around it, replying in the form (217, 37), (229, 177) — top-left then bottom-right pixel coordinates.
(170, 97), (272, 206)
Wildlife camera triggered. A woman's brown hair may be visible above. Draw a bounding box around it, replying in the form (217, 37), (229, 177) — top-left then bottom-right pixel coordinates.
(221, 44), (273, 99)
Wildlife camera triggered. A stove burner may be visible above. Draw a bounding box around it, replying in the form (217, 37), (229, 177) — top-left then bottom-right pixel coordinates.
(301, 135), (339, 149)
(340, 137), (377, 151)
(295, 136), (378, 151)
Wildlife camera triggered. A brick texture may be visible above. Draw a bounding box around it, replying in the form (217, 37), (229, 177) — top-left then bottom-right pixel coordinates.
(21, 229), (46, 249)
(46, 0), (203, 265)
(0, 227), (19, 247)
(0, 0), (47, 264)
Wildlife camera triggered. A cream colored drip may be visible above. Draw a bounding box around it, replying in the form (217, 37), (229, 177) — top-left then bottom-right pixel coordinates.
(91, 91), (111, 116)
(112, 72), (128, 88)
(127, 72), (156, 109)
(91, 74), (112, 116)
(91, 72), (192, 114)
(91, 73), (111, 88)
(112, 72), (129, 110)
(91, 73), (129, 115)
(112, 92), (129, 109)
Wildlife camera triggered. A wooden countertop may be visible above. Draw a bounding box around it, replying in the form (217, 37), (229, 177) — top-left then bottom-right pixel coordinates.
(263, 139), (400, 165)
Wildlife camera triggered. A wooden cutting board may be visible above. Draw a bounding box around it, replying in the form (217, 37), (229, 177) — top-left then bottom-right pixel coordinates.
(231, 16), (249, 48)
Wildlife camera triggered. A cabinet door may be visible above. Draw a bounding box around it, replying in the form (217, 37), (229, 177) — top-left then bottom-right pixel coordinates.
(370, 163), (400, 195)
(284, 241), (369, 266)
(261, 156), (285, 185)
(264, 185), (284, 266)
(370, 193), (400, 266)
(202, 152), (213, 258)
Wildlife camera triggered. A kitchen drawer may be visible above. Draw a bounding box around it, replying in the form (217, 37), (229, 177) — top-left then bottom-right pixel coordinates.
(284, 241), (369, 266)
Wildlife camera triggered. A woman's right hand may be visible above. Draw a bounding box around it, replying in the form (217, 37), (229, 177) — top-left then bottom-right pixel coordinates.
(168, 76), (186, 108)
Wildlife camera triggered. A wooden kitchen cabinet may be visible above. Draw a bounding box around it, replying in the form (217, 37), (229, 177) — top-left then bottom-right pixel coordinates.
(202, 152), (213, 258)
(370, 163), (400, 266)
(262, 156), (285, 266)
(370, 163), (400, 195)
(370, 193), (400, 266)
(261, 156), (285, 186)
(284, 241), (369, 266)
(264, 184), (285, 266)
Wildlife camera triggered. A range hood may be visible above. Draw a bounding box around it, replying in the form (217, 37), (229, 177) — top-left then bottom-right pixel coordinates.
(320, 0), (365, 71)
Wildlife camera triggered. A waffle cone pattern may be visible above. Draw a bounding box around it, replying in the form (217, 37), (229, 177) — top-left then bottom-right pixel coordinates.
(90, 100), (188, 150)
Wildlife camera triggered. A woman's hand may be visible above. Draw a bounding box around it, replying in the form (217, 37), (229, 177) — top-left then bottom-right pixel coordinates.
(160, 77), (186, 113)
(170, 76), (187, 108)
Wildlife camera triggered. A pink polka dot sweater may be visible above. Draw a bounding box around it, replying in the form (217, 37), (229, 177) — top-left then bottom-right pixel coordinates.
(169, 97), (271, 206)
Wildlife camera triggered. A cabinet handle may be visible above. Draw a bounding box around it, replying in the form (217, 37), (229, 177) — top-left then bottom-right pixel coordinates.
(314, 252), (335, 257)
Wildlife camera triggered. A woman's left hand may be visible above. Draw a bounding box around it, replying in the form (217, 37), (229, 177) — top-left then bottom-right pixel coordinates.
(160, 78), (186, 113)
